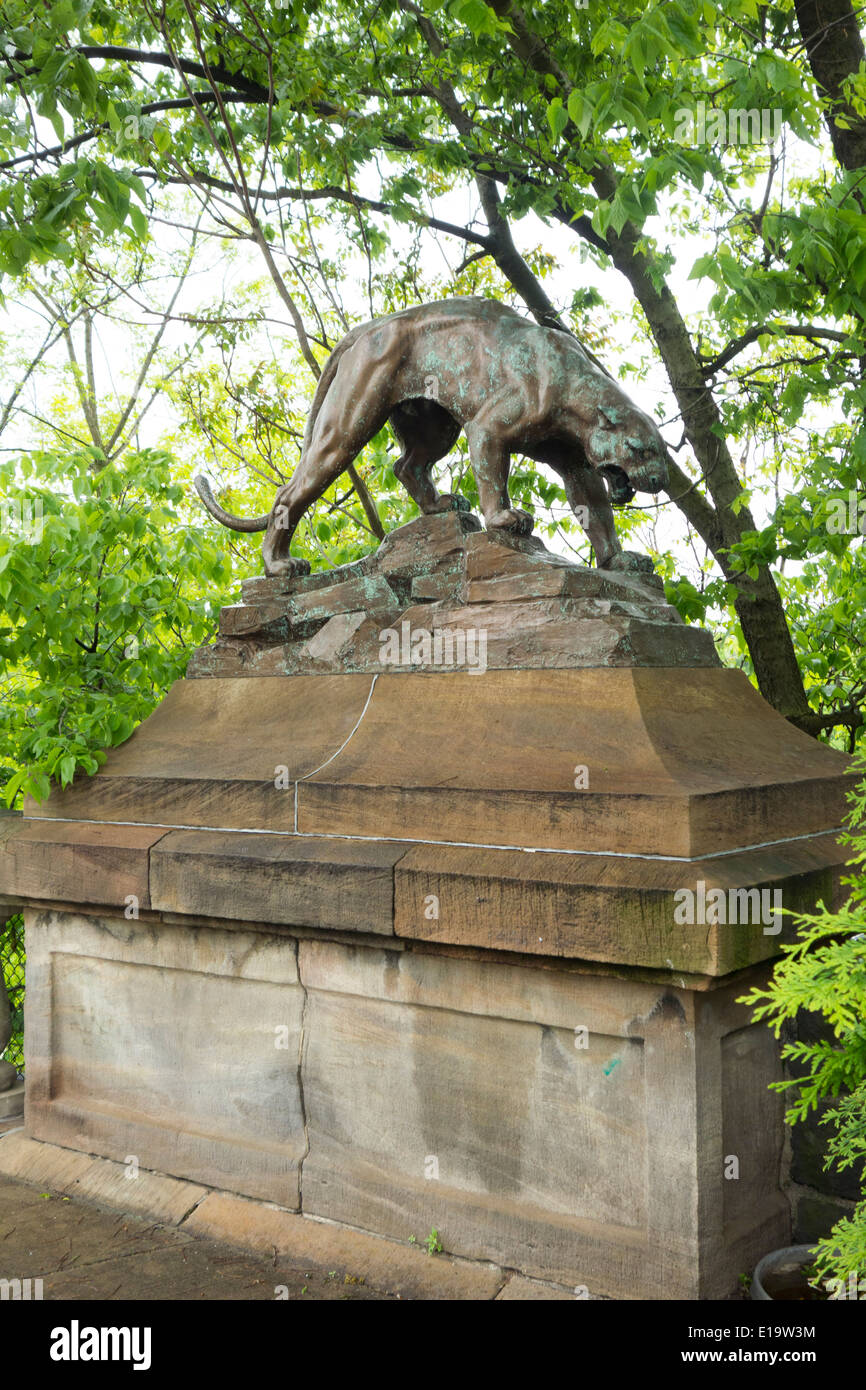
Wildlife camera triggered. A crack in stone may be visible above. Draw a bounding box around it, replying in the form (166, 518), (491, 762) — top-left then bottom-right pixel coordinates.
(295, 939), (311, 1212)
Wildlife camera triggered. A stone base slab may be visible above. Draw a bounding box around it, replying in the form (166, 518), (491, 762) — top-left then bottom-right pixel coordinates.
(0, 1132), (566, 1300)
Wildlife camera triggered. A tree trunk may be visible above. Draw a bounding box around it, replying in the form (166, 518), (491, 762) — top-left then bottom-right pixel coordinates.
(794, 0), (866, 171)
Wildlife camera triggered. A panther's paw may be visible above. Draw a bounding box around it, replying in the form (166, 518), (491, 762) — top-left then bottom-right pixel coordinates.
(600, 550), (656, 575)
(263, 555), (312, 579)
(486, 507), (535, 537)
(429, 492), (472, 514)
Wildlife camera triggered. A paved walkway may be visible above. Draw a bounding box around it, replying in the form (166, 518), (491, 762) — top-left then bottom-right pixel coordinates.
(0, 1130), (571, 1300)
(0, 1168), (393, 1301)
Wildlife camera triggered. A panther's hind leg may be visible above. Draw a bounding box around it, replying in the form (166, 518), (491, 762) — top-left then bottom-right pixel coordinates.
(393, 443), (441, 513)
(390, 400), (467, 515)
(263, 466), (334, 577)
(393, 447), (471, 515)
(265, 373), (395, 576)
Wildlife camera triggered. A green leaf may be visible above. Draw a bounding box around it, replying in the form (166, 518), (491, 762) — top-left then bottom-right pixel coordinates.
(3, 770), (25, 808)
(566, 90), (592, 140)
(547, 97), (568, 143)
(129, 205), (147, 239)
(451, 0), (498, 38)
(70, 55), (98, 109)
(688, 253), (716, 281)
(48, 0), (78, 31)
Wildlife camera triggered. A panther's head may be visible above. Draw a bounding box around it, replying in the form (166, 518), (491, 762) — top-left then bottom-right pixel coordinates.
(583, 390), (669, 504)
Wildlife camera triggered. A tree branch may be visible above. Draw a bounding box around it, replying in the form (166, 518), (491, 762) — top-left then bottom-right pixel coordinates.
(702, 322), (852, 376)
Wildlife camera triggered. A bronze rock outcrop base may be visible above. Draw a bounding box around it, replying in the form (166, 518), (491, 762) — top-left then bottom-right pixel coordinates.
(188, 511), (716, 678)
(0, 513), (854, 1299)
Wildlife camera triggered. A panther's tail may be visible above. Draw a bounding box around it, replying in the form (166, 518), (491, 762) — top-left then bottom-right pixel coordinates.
(193, 475), (269, 532)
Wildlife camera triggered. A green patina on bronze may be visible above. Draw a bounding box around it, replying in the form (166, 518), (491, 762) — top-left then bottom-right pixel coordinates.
(187, 511), (719, 681)
(195, 297), (669, 580)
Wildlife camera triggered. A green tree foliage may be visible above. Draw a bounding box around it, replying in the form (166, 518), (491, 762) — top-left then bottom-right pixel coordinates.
(741, 763), (866, 1285)
(0, 0), (864, 797)
(0, 445), (232, 801)
(0, 0), (864, 741)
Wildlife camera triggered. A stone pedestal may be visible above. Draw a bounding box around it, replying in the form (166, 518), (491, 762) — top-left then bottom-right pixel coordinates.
(0, 515), (855, 1297)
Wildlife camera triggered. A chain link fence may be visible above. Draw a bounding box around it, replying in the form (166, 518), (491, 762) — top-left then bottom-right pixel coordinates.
(1, 913), (24, 1076)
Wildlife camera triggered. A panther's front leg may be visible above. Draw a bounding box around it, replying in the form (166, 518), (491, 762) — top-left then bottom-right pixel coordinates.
(562, 465), (621, 568)
(466, 425), (534, 536)
(563, 467), (656, 575)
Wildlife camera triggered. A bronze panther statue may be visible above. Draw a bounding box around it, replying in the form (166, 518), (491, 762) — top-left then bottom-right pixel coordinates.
(195, 296), (669, 576)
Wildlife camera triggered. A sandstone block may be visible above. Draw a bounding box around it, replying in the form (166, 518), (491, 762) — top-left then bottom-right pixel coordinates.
(185, 1191), (504, 1300)
(24, 913), (306, 1206)
(150, 830), (407, 933)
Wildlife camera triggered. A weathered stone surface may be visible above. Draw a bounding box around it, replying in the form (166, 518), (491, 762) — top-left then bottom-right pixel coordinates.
(393, 832), (847, 974)
(304, 609), (370, 661)
(15, 661), (845, 883)
(234, 609), (403, 676)
(792, 1191), (857, 1244)
(15, 907), (791, 1297)
(150, 831), (407, 933)
(6, 665), (853, 975)
(0, 1083), (24, 1118)
(221, 577), (397, 646)
(185, 640), (247, 678)
(285, 573), (397, 623)
(185, 1191), (504, 1300)
(296, 937), (788, 1298)
(463, 526), (666, 592)
(464, 563), (677, 613)
(4, 821), (844, 976)
(720, 1020), (787, 1238)
(241, 551), (376, 603)
(218, 599), (294, 641)
(22, 674), (376, 829)
(3, 819), (165, 909)
(388, 598), (714, 671)
(410, 564), (463, 602)
(463, 526), (573, 580)
(495, 1276), (583, 1300)
(375, 510), (482, 580)
(0, 1132), (207, 1223)
(297, 667), (853, 858)
(25, 912), (306, 1206)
